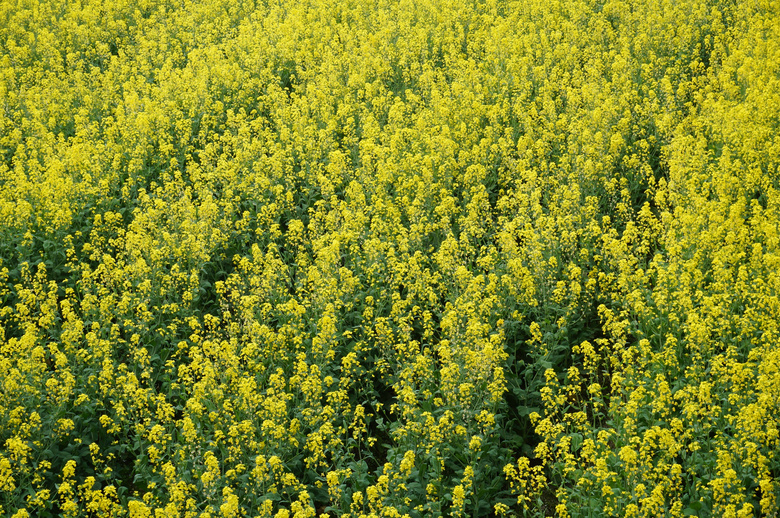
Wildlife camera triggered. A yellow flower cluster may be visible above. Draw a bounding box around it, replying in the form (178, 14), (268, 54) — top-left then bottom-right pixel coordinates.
(1, 0), (779, 516)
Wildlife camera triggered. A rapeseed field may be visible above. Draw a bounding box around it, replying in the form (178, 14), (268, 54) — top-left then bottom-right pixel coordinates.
(1, 0), (779, 516)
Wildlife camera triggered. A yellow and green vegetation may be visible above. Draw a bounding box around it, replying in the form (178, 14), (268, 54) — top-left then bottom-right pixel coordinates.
(1, 0), (779, 516)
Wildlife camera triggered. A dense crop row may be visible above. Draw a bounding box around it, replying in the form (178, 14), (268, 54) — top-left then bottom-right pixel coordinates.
(1, 0), (779, 516)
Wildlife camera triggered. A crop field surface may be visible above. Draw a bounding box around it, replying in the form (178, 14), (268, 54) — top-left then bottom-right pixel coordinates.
(1, 0), (779, 516)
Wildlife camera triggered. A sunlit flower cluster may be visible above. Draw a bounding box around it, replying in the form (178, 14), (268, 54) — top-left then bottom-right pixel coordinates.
(1, 0), (778, 516)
